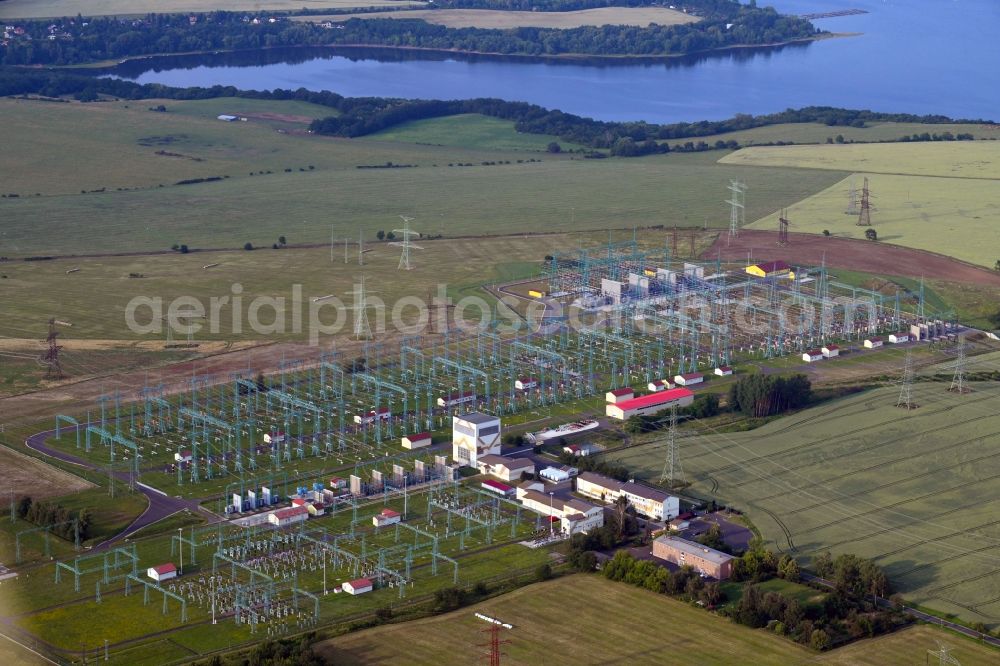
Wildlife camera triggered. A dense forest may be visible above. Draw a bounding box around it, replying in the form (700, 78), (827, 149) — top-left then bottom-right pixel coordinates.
(0, 67), (986, 157)
(0, 3), (820, 66)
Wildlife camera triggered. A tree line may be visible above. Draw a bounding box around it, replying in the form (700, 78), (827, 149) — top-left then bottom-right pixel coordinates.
(0, 4), (820, 66)
(15, 496), (92, 541)
(0, 67), (989, 158)
(601, 543), (904, 651)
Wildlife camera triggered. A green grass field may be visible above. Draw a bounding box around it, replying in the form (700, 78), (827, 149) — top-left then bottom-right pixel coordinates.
(609, 382), (1000, 627)
(0, 97), (847, 256)
(720, 141), (1000, 179)
(319, 574), (1000, 665)
(0, 0), (423, 20)
(363, 113), (582, 152)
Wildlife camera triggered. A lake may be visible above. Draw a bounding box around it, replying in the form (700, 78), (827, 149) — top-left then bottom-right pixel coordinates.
(108, 0), (1000, 124)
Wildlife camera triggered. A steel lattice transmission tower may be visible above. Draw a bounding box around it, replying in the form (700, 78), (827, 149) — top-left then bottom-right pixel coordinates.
(845, 179), (858, 215)
(896, 349), (917, 410)
(949, 335), (971, 394)
(726, 180), (746, 241)
(659, 404), (683, 486)
(390, 215), (424, 270)
(927, 642), (962, 666)
(480, 622), (510, 666)
(778, 208), (790, 246)
(347, 276), (375, 340)
(856, 177), (873, 226)
(41, 318), (64, 379)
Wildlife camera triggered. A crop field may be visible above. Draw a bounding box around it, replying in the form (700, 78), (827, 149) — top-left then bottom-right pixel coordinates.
(609, 382), (1000, 626)
(745, 172), (1000, 268)
(364, 114), (581, 152)
(671, 121), (996, 148)
(720, 141), (1000, 179)
(306, 6), (697, 29)
(319, 574), (1000, 665)
(320, 574), (811, 665)
(0, 0), (424, 20)
(0, 445), (93, 500)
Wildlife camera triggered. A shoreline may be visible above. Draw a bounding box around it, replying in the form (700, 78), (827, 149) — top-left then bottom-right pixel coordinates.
(46, 32), (852, 72)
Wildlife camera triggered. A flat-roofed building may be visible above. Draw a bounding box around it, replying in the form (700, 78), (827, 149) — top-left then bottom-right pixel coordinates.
(576, 471), (680, 521)
(452, 412), (501, 466)
(653, 535), (735, 579)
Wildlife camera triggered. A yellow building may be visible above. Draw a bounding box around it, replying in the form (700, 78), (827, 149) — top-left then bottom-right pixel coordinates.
(746, 260), (794, 280)
(527, 289), (546, 298)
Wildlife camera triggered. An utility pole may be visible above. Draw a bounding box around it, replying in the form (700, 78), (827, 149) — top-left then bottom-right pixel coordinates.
(778, 208), (790, 246)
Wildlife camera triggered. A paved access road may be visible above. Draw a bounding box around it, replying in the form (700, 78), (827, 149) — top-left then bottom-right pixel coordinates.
(25, 426), (217, 549)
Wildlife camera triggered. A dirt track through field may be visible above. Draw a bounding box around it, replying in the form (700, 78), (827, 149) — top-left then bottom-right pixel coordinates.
(703, 231), (1000, 287)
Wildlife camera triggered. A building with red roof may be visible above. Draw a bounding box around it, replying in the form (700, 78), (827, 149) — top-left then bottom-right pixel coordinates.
(605, 387), (635, 404)
(342, 578), (373, 595)
(147, 563), (178, 582)
(401, 432), (432, 450)
(606, 388), (694, 420)
(481, 479), (515, 497)
(373, 508), (402, 527)
(268, 506), (309, 527)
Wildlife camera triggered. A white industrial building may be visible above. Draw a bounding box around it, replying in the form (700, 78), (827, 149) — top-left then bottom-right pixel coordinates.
(401, 432), (432, 449)
(373, 508), (401, 527)
(864, 337), (884, 349)
(889, 332), (910, 344)
(518, 490), (604, 535)
(452, 412), (501, 466)
(606, 388), (694, 420)
(263, 431), (286, 445)
(515, 377), (538, 390)
(714, 366), (733, 377)
(576, 471), (680, 521)
(605, 388), (635, 403)
(147, 563), (177, 583)
(268, 506), (309, 527)
(673, 372), (703, 387)
(342, 578), (373, 595)
(802, 349), (824, 363)
(437, 391), (477, 408)
(354, 407), (391, 424)
(647, 379), (671, 392)
(821, 344), (840, 358)
(476, 453), (534, 481)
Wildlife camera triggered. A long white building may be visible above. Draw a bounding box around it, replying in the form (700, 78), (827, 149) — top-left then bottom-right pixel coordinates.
(576, 471), (680, 521)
